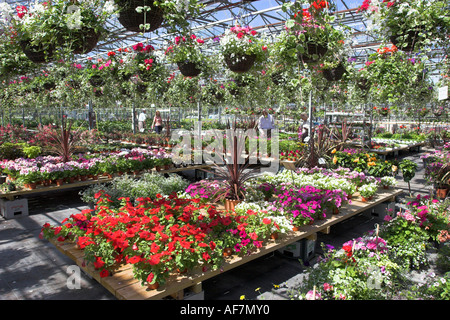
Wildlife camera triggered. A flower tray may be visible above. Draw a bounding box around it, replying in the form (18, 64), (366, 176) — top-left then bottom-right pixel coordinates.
(177, 61), (201, 77)
(117, 0), (164, 33)
(224, 53), (256, 73)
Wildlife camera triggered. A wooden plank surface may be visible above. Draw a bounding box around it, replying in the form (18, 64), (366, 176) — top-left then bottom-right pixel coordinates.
(48, 188), (402, 300)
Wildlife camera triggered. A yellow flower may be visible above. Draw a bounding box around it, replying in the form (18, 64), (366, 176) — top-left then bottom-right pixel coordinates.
(255, 287), (261, 292)
(385, 160), (388, 163)
(392, 165), (398, 172)
(331, 148), (336, 154)
(273, 284), (280, 288)
(333, 156), (337, 164)
(371, 157), (377, 161)
(240, 295), (245, 300)
(353, 158), (359, 163)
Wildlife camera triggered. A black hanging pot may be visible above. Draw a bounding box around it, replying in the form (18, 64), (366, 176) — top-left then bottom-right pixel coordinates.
(298, 42), (328, 64)
(71, 28), (100, 54)
(117, 0), (164, 33)
(224, 53), (256, 73)
(177, 61), (201, 77)
(271, 72), (286, 85)
(390, 28), (424, 52)
(322, 63), (346, 81)
(89, 75), (105, 87)
(137, 83), (148, 93)
(19, 40), (54, 63)
(43, 80), (56, 90)
(357, 77), (370, 91)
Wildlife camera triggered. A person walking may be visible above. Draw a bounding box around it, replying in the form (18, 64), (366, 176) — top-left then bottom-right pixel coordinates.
(151, 110), (163, 134)
(138, 109), (147, 132)
(258, 110), (275, 139)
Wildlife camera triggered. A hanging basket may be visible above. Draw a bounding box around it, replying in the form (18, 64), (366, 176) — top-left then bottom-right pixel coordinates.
(298, 42), (328, 63)
(224, 53), (256, 73)
(137, 83), (148, 93)
(89, 75), (105, 87)
(390, 28), (423, 52)
(322, 63), (346, 82)
(357, 77), (370, 91)
(19, 40), (54, 63)
(117, 0), (164, 33)
(71, 28), (100, 54)
(177, 61), (201, 77)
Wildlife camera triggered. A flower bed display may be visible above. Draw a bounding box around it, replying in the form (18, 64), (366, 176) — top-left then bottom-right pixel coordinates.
(289, 194), (450, 300)
(41, 191), (292, 288)
(0, 147), (172, 190)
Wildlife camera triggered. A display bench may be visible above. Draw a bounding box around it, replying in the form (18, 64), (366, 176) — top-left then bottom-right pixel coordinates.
(47, 188), (402, 300)
(0, 165), (211, 219)
(369, 141), (425, 159)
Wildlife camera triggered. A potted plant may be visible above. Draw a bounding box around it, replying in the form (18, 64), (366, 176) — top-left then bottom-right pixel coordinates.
(380, 176), (397, 190)
(131, 42), (166, 83)
(363, 45), (429, 104)
(358, 0), (449, 52)
(114, 0), (203, 34)
(202, 130), (260, 211)
(281, 0), (346, 64)
(434, 163), (450, 199)
(218, 25), (268, 73)
(358, 183), (378, 202)
(399, 159), (418, 197)
(321, 60), (347, 82)
(165, 34), (207, 77)
(4, 0), (117, 62)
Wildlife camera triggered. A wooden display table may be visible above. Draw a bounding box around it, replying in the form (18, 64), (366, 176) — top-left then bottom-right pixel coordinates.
(47, 188), (402, 300)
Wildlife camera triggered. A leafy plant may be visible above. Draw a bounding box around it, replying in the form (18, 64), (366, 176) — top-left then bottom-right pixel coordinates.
(399, 159), (418, 196)
(38, 117), (83, 162)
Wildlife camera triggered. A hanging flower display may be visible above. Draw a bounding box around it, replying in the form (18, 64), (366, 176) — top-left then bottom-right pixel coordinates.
(131, 42), (167, 83)
(0, 0), (118, 63)
(165, 34), (207, 77)
(282, 0), (347, 64)
(358, 0), (449, 52)
(218, 25), (268, 73)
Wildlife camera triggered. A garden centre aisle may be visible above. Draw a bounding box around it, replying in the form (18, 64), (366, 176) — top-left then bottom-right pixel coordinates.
(0, 148), (437, 301)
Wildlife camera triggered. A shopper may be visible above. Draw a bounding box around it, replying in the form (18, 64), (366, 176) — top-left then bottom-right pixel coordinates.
(259, 110), (275, 139)
(300, 113), (310, 142)
(151, 110), (163, 134)
(138, 109), (147, 132)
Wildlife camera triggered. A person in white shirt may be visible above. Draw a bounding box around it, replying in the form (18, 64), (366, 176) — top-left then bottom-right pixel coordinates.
(138, 109), (147, 132)
(259, 110), (274, 138)
(300, 113), (310, 142)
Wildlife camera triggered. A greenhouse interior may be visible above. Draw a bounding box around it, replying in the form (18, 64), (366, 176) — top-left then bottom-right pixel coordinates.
(0, 0), (449, 303)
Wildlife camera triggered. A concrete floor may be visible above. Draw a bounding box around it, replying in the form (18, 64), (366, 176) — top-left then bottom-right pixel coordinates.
(0, 147), (438, 300)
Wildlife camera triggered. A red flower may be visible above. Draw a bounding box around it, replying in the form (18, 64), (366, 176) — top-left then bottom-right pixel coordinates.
(99, 269), (109, 278)
(16, 5), (27, 19)
(237, 32), (244, 39)
(146, 272), (155, 284)
(94, 256), (105, 269)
